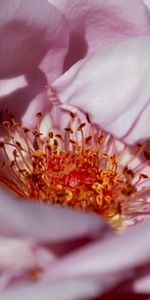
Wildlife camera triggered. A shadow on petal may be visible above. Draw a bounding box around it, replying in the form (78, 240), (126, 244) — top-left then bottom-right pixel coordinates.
(0, 69), (50, 124)
(63, 27), (88, 72)
(94, 293), (150, 300)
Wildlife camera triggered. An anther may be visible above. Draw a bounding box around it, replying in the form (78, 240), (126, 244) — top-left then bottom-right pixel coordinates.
(77, 123), (86, 131)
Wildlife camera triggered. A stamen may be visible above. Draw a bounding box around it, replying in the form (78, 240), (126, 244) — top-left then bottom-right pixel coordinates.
(0, 110), (150, 229)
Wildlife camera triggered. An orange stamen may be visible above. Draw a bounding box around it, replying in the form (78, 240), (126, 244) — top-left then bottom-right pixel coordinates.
(0, 111), (150, 228)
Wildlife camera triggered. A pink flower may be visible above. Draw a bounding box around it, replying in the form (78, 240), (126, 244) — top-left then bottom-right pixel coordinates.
(0, 1), (150, 299)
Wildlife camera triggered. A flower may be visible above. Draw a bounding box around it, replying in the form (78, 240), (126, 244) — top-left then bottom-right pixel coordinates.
(1, 1), (150, 300)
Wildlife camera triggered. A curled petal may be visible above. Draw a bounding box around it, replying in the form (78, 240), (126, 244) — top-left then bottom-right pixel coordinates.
(0, 0), (69, 81)
(0, 190), (107, 242)
(53, 36), (150, 144)
(49, 0), (150, 70)
(0, 0), (69, 125)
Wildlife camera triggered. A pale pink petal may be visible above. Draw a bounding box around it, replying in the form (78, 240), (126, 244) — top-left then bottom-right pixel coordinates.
(49, 0), (150, 70)
(0, 74), (51, 127)
(0, 237), (54, 287)
(0, 278), (101, 300)
(134, 274), (150, 293)
(0, 0), (69, 81)
(144, 0), (150, 10)
(53, 36), (150, 144)
(0, 77), (27, 97)
(21, 90), (51, 128)
(0, 189), (107, 242)
(44, 222), (150, 295)
(0, 0), (69, 125)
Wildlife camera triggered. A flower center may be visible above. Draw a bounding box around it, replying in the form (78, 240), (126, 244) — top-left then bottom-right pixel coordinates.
(0, 111), (150, 228)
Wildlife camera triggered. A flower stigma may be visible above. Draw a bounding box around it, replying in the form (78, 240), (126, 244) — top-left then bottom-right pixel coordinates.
(0, 110), (150, 229)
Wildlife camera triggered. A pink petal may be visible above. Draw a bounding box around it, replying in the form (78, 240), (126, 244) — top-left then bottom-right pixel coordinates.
(144, 0), (150, 10)
(0, 237), (54, 285)
(53, 36), (150, 144)
(44, 222), (150, 294)
(49, 0), (150, 70)
(0, 0), (69, 125)
(134, 274), (150, 293)
(0, 0), (69, 81)
(0, 75), (51, 127)
(0, 278), (100, 300)
(0, 190), (107, 242)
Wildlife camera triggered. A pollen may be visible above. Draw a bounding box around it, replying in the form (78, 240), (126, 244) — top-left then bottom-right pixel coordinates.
(0, 110), (150, 228)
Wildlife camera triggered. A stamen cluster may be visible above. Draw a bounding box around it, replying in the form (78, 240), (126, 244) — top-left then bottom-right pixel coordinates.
(0, 111), (150, 227)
